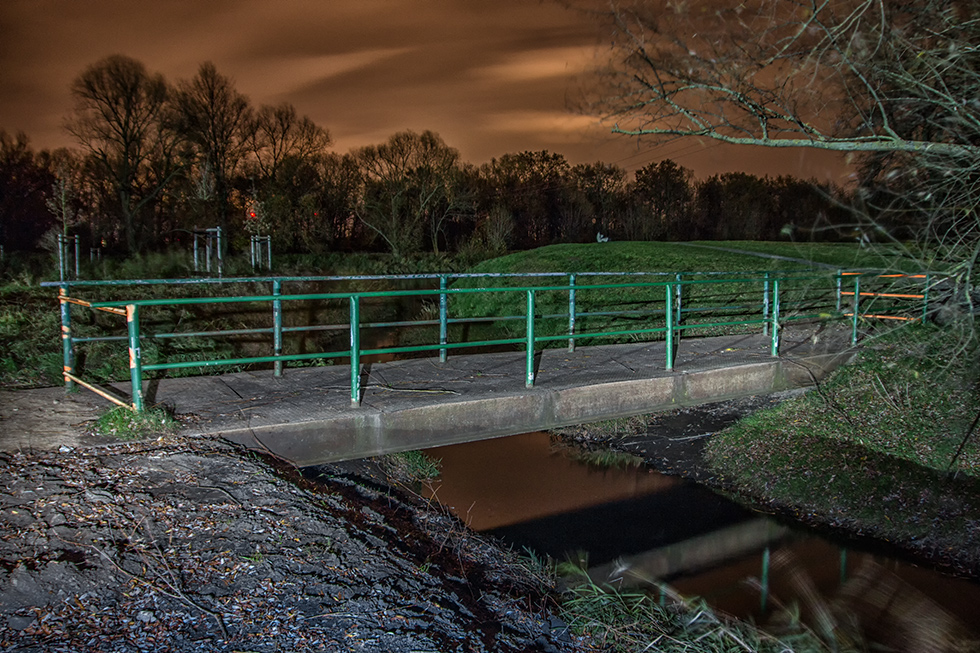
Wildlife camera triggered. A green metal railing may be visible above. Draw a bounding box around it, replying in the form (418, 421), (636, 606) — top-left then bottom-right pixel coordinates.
(45, 269), (933, 412)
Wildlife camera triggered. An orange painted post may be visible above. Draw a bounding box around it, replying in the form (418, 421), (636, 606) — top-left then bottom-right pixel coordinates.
(126, 304), (144, 411)
(59, 284), (75, 391)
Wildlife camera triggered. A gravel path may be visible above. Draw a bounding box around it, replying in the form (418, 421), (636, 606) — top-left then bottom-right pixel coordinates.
(0, 437), (588, 652)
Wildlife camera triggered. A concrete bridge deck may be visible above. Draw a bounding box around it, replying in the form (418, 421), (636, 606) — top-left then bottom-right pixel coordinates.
(1, 323), (855, 465)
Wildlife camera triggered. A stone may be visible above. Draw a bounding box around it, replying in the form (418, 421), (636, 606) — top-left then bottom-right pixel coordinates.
(6, 615), (35, 630)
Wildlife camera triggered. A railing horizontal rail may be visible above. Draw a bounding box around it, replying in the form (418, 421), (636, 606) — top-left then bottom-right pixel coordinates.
(42, 268), (818, 289)
(51, 268), (935, 411)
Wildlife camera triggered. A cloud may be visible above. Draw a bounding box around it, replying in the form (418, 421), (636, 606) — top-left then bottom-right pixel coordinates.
(473, 46), (596, 82)
(485, 110), (603, 138)
(239, 48), (415, 101)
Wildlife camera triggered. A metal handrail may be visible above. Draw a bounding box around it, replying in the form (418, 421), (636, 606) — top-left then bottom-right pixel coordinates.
(52, 269), (932, 411)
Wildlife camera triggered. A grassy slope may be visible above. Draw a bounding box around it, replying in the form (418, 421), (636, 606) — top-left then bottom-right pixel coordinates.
(462, 241), (855, 275)
(706, 324), (980, 574)
(452, 242), (863, 341)
(694, 240), (935, 271)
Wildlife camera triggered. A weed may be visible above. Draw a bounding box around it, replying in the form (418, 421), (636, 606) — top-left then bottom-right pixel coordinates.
(90, 405), (180, 440)
(563, 447), (646, 470)
(552, 414), (649, 440)
(559, 575), (826, 652)
(381, 450), (442, 485)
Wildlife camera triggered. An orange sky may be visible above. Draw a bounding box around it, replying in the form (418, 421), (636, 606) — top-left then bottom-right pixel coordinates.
(0, 0), (846, 181)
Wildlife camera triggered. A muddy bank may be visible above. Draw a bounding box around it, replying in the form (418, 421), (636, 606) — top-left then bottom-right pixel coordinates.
(0, 437), (585, 653)
(553, 392), (800, 483)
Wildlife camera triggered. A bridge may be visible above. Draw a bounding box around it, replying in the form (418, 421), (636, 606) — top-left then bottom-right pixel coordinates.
(12, 268), (927, 465)
(1, 324), (852, 465)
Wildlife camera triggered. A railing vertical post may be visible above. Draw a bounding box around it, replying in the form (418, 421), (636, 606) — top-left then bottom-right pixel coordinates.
(350, 295), (361, 406)
(59, 284), (75, 391)
(674, 273), (683, 327)
(57, 235), (66, 282)
(126, 304), (144, 412)
(762, 272), (770, 336)
(205, 231), (212, 275)
(770, 278), (780, 357)
(665, 283), (675, 371)
(839, 547), (848, 586)
(193, 228), (199, 273)
(568, 274), (576, 352)
(851, 276), (860, 345)
(525, 289), (536, 388)
(835, 269), (843, 313)
(74, 238), (80, 279)
(439, 275), (448, 363)
(266, 235), (272, 270)
(921, 273), (930, 323)
(216, 226), (224, 277)
(760, 546), (771, 613)
(273, 279), (283, 377)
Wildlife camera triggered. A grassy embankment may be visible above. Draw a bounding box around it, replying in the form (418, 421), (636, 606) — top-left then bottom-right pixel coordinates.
(706, 324), (980, 572)
(693, 240), (935, 272)
(449, 240), (930, 349)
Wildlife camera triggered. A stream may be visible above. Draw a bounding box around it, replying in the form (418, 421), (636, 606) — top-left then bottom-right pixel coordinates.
(420, 430), (980, 641)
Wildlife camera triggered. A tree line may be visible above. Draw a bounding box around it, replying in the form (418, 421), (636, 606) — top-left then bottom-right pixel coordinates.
(1, 55), (857, 262)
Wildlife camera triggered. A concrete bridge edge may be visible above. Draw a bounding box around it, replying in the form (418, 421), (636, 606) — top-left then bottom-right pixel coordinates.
(218, 349), (858, 467)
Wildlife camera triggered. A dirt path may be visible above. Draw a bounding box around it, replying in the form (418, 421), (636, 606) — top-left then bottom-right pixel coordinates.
(0, 387), (116, 454)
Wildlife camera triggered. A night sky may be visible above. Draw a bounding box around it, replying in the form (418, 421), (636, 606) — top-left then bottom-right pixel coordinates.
(0, 0), (845, 180)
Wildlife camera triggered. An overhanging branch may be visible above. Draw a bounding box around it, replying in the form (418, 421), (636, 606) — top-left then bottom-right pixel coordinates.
(610, 125), (979, 158)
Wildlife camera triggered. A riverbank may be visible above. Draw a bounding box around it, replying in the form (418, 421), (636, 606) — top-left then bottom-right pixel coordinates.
(0, 436), (584, 652)
(553, 387), (980, 581)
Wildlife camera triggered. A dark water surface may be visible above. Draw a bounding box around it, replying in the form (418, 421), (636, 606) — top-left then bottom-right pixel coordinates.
(422, 431), (980, 634)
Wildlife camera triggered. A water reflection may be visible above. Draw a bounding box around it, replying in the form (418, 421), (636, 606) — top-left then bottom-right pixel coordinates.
(423, 430), (980, 639)
(423, 431), (677, 531)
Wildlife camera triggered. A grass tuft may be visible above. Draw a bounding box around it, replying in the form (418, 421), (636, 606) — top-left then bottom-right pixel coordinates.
(90, 405), (180, 440)
(563, 447), (646, 470)
(559, 576), (827, 652)
(381, 450), (442, 485)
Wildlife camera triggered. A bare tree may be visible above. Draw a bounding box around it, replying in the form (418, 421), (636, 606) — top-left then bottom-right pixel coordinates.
(585, 0), (977, 156)
(0, 131), (56, 251)
(354, 130), (462, 256)
(65, 55), (178, 252)
(580, 0), (979, 314)
(248, 103), (332, 181)
(568, 162), (627, 241)
(172, 62), (253, 238)
(628, 159), (692, 240)
(481, 151), (571, 249)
